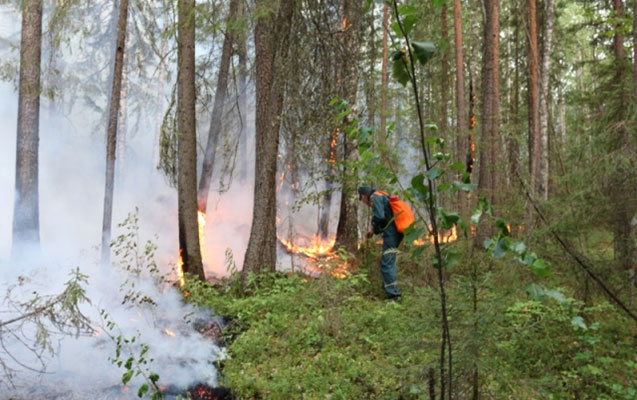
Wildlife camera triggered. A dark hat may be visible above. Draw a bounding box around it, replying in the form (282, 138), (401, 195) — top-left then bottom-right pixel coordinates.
(358, 186), (373, 199)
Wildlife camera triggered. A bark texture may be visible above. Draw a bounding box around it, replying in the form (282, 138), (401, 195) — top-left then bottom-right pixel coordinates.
(101, 0), (129, 266)
(12, 0), (43, 258)
(198, 0), (241, 213)
(243, 0), (295, 274)
(452, 0), (467, 215)
(538, 0), (555, 200)
(527, 0), (541, 199)
(334, 0), (361, 255)
(475, 0), (500, 247)
(178, 0), (205, 280)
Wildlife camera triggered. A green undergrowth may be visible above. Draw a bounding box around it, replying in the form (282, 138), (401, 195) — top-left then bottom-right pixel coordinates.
(183, 243), (637, 399)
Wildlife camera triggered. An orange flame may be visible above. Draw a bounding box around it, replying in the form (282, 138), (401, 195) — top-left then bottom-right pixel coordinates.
(411, 226), (459, 246)
(176, 211), (206, 287)
(177, 249), (185, 287)
(277, 235), (351, 279)
(278, 235), (335, 259)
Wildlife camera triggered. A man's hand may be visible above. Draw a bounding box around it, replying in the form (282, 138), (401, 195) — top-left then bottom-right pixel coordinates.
(365, 230), (374, 239)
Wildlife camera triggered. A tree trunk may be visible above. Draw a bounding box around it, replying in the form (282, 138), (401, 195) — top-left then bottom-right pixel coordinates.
(509, 12), (520, 179)
(474, 0), (500, 247)
(634, 0), (637, 102)
(610, 0), (636, 288)
(243, 0), (295, 274)
(13, 0), (43, 258)
(452, 0), (467, 216)
(527, 0), (541, 200)
(380, 3), (389, 151)
(538, 0), (555, 200)
(178, 0), (205, 280)
(440, 3), (449, 137)
(318, 129), (339, 240)
(334, 0), (361, 255)
(238, 1), (249, 184)
(198, 0), (241, 213)
(100, 0), (128, 266)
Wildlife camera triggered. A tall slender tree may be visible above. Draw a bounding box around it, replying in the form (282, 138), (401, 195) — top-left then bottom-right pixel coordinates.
(527, 0), (541, 200)
(101, 0), (129, 266)
(177, 0), (205, 280)
(452, 0), (467, 215)
(198, 0), (241, 213)
(475, 0), (500, 246)
(380, 2), (389, 151)
(243, 0), (296, 274)
(538, 0), (555, 200)
(12, 0), (43, 259)
(334, 0), (361, 255)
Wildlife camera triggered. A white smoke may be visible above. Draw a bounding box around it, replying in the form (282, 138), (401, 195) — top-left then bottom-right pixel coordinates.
(0, 0), (257, 396)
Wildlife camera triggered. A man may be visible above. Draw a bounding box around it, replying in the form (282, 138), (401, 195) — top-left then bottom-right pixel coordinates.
(358, 186), (402, 300)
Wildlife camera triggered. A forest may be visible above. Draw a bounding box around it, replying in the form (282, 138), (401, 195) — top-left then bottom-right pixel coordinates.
(1, 0), (636, 398)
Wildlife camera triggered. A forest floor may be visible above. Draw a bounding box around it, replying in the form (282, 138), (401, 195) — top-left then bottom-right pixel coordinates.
(184, 240), (637, 399)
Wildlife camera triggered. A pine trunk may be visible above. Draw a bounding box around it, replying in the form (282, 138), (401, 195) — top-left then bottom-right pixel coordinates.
(100, 0), (129, 266)
(452, 0), (467, 216)
(243, 0), (295, 274)
(334, 0), (361, 255)
(527, 0), (541, 200)
(538, 0), (555, 200)
(177, 0), (205, 280)
(238, 2), (249, 184)
(13, 0), (43, 258)
(380, 3), (389, 149)
(475, 0), (500, 247)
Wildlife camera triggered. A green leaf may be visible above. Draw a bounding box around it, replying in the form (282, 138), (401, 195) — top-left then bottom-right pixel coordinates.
(405, 225), (427, 244)
(402, 14), (418, 36)
(138, 383), (149, 398)
(525, 283), (545, 301)
(530, 258), (552, 277)
(149, 373), (160, 383)
(125, 357), (134, 370)
(459, 220), (469, 237)
(426, 165), (443, 180)
(433, 0), (448, 7)
(437, 182), (451, 192)
(392, 55), (410, 86)
(510, 241), (527, 254)
(412, 41), (436, 65)
(441, 247), (459, 268)
(122, 370), (134, 385)
(471, 208), (482, 224)
(438, 209), (460, 230)
(452, 181), (476, 192)
(411, 173), (427, 198)
(492, 238), (508, 259)
(449, 161), (465, 172)
(495, 218), (510, 236)
(571, 316), (587, 330)
(545, 289), (569, 305)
